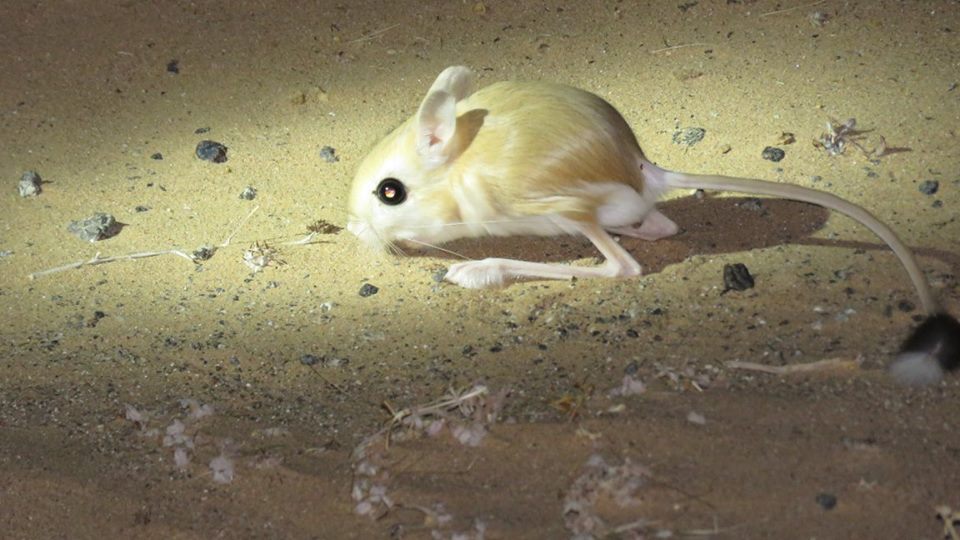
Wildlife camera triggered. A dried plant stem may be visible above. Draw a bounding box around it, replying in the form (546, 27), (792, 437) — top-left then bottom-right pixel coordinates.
(649, 42), (711, 54)
(348, 24), (400, 44)
(726, 357), (860, 375)
(28, 206), (261, 280)
(28, 250), (195, 280)
(388, 385), (489, 425)
(284, 232), (319, 246)
(759, 0), (826, 18)
(304, 364), (347, 394)
(220, 205), (259, 247)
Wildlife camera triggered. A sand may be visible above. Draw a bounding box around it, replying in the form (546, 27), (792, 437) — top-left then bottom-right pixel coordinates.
(1, 1), (959, 538)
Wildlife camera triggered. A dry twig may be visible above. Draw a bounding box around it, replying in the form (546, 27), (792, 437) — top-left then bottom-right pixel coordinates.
(726, 356), (862, 375)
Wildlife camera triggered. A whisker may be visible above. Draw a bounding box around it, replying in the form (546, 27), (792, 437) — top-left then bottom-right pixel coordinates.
(384, 218), (538, 230)
(391, 242), (408, 256)
(403, 238), (473, 261)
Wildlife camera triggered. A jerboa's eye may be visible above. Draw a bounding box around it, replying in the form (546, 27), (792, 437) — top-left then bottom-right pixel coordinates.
(375, 178), (406, 205)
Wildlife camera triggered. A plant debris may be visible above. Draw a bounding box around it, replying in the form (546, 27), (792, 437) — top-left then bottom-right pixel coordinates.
(306, 219), (343, 234)
(937, 505), (960, 540)
(243, 241), (284, 272)
(351, 385), (507, 524)
(563, 454), (654, 538)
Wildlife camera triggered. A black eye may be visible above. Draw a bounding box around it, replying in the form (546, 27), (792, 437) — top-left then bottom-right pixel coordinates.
(375, 178), (407, 206)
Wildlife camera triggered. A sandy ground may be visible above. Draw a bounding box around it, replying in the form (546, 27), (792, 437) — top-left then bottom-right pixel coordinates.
(2, 0), (959, 538)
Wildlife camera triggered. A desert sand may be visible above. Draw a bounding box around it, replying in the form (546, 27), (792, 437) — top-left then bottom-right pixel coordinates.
(1, 1), (959, 538)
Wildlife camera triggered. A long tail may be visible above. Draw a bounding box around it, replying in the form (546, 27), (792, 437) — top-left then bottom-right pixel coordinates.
(641, 159), (937, 314)
(641, 158), (958, 385)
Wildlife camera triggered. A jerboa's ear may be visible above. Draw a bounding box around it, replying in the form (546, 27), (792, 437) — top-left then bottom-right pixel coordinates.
(415, 66), (474, 165)
(427, 66), (474, 101)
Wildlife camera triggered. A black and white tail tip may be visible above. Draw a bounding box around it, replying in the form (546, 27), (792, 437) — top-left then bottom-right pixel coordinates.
(889, 313), (960, 386)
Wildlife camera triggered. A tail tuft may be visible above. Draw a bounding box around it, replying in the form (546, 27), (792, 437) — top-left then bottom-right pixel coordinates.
(889, 313), (960, 386)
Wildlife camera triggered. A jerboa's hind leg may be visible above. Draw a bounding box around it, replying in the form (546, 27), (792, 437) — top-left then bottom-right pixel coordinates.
(444, 221), (643, 288)
(606, 209), (679, 241)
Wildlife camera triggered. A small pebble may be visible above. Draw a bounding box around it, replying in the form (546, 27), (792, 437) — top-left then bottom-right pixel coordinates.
(624, 360), (640, 375)
(134, 205), (151, 212)
(918, 180), (939, 195)
(359, 283), (379, 297)
(897, 300), (915, 313)
(166, 60), (180, 74)
(68, 213), (121, 242)
(687, 411), (706, 425)
(150, 152), (163, 160)
(196, 140), (228, 163)
(324, 357), (349, 368)
(319, 146), (339, 163)
(736, 198), (764, 212)
(18, 171), (42, 197)
(192, 246), (216, 261)
(239, 186), (257, 200)
(809, 10), (830, 26)
(195, 127), (211, 134)
(723, 263), (755, 292)
(300, 354), (321, 366)
(672, 127), (706, 147)
(815, 492), (837, 510)
(761, 146), (785, 162)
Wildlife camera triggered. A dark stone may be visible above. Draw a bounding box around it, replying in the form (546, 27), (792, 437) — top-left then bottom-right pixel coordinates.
(918, 180), (939, 195)
(723, 263), (755, 292)
(192, 246), (216, 261)
(319, 146), (339, 163)
(815, 492), (837, 510)
(761, 146), (785, 162)
(196, 140), (228, 163)
(359, 283), (379, 297)
(300, 354), (320, 366)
